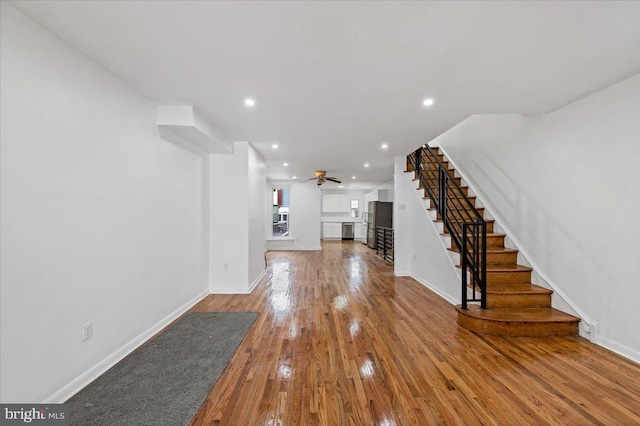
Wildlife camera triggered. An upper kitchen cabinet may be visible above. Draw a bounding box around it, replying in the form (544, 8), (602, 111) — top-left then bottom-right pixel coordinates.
(322, 194), (350, 213)
(364, 189), (392, 204)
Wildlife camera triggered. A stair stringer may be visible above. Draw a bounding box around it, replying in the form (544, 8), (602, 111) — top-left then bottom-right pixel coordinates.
(433, 144), (595, 341)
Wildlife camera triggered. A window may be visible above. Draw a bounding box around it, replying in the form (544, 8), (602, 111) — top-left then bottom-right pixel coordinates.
(350, 199), (359, 218)
(272, 187), (290, 237)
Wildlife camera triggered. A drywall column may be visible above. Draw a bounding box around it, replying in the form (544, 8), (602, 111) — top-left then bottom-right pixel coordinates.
(209, 142), (266, 293)
(393, 156), (412, 275)
(247, 144), (268, 285)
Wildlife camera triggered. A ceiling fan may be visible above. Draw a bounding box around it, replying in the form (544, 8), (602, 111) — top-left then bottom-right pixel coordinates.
(303, 170), (342, 186)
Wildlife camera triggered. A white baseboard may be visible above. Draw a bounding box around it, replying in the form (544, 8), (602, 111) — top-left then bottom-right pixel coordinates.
(597, 336), (640, 365)
(410, 274), (460, 306)
(248, 269), (267, 293)
(44, 290), (209, 404)
(394, 271), (411, 277)
(211, 287), (251, 294)
(211, 272), (266, 294)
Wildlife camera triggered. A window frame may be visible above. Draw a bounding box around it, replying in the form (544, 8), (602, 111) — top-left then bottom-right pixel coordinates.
(350, 199), (360, 218)
(270, 185), (292, 239)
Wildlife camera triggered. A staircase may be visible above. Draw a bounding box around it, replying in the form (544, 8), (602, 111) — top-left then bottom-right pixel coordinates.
(407, 146), (579, 337)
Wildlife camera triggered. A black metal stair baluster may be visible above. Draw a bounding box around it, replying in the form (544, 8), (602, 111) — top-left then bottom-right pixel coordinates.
(407, 146), (487, 310)
(461, 223), (468, 310)
(481, 222), (487, 309)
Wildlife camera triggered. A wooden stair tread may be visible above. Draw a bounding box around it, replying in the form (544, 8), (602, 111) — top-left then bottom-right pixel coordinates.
(427, 206), (481, 211)
(485, 265), (532, 272)
(435, 218), (493, 224)
(421, 186), (469, 192)
(455, 264), (531, 271)
(457, 305), (579, 324)
(424, 195), (476, 200)
(417, 183), (458, 189)
(419, 181), (466, 186)
(454, 264), (531, 271)
(441, 232), (505, 241)
(445, 232), (505, 237)
(484, 283), (553, 295)
(449, 247), (517, 254)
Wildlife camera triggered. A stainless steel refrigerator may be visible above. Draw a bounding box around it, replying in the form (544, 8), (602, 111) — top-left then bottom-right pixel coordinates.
(367, 201), (392, 249)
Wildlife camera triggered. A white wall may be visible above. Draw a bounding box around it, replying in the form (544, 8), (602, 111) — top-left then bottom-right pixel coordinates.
(0, 3), (207, 403)
(209, 142), (249, 293)
(209, 141), (266, 293)
(247, 144), (267, 286)
(267, 181), (321, 251)
(394, 158), (461, 302)
(432, 72), (640, 362)
(393, 157), (412, 275)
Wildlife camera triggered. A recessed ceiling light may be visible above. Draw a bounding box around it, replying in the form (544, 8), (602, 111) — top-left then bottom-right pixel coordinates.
(271, 143), (279, 149)
(244, 98), (255, 106)
(292, 176), (297, 179)
(352, 176), (356, 179)
(381, 143), (388, 149)
(423, 98), (434, 107)
(283, 162), (288, 167)
(337, 185), (345, 188)
(364, 163), (370, 168)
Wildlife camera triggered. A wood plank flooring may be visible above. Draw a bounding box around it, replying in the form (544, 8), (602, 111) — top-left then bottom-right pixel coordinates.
(189, 241), (640, 425)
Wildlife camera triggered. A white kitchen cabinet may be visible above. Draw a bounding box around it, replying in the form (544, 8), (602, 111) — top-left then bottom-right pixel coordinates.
(354, 223), (362, 239)
(322, 194), (349, 213)
(322, 222), (342, 239)
(340, 194), (350, 212)
(322, 194), (330, 212)
(364, 189), (392, 204)
(364, 191), (377, 204)
(322, 194), (336, 212)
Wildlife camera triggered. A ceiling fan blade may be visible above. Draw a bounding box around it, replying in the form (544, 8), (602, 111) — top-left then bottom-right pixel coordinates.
(302, 177), (318, 182)
(326, 178), (342, 183)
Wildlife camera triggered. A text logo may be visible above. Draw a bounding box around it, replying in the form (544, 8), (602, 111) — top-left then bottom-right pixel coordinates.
(0, 405), (68, 425)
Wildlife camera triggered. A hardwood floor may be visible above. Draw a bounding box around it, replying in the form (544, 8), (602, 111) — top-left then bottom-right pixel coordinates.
(189, 241), (640, 425)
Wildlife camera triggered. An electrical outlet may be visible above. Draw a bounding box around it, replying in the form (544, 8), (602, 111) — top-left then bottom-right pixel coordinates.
(82, 322), (93, 341)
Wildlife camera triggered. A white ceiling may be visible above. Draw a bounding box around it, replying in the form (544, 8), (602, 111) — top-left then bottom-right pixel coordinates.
(11, 1), (640, 189)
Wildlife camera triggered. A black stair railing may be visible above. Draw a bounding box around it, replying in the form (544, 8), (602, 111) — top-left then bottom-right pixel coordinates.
(408, 146), (487, 309)
(376, 226), (394, 263)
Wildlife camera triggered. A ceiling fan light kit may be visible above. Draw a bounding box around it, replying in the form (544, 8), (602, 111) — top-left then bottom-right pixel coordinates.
(303, 170), (342, 186)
